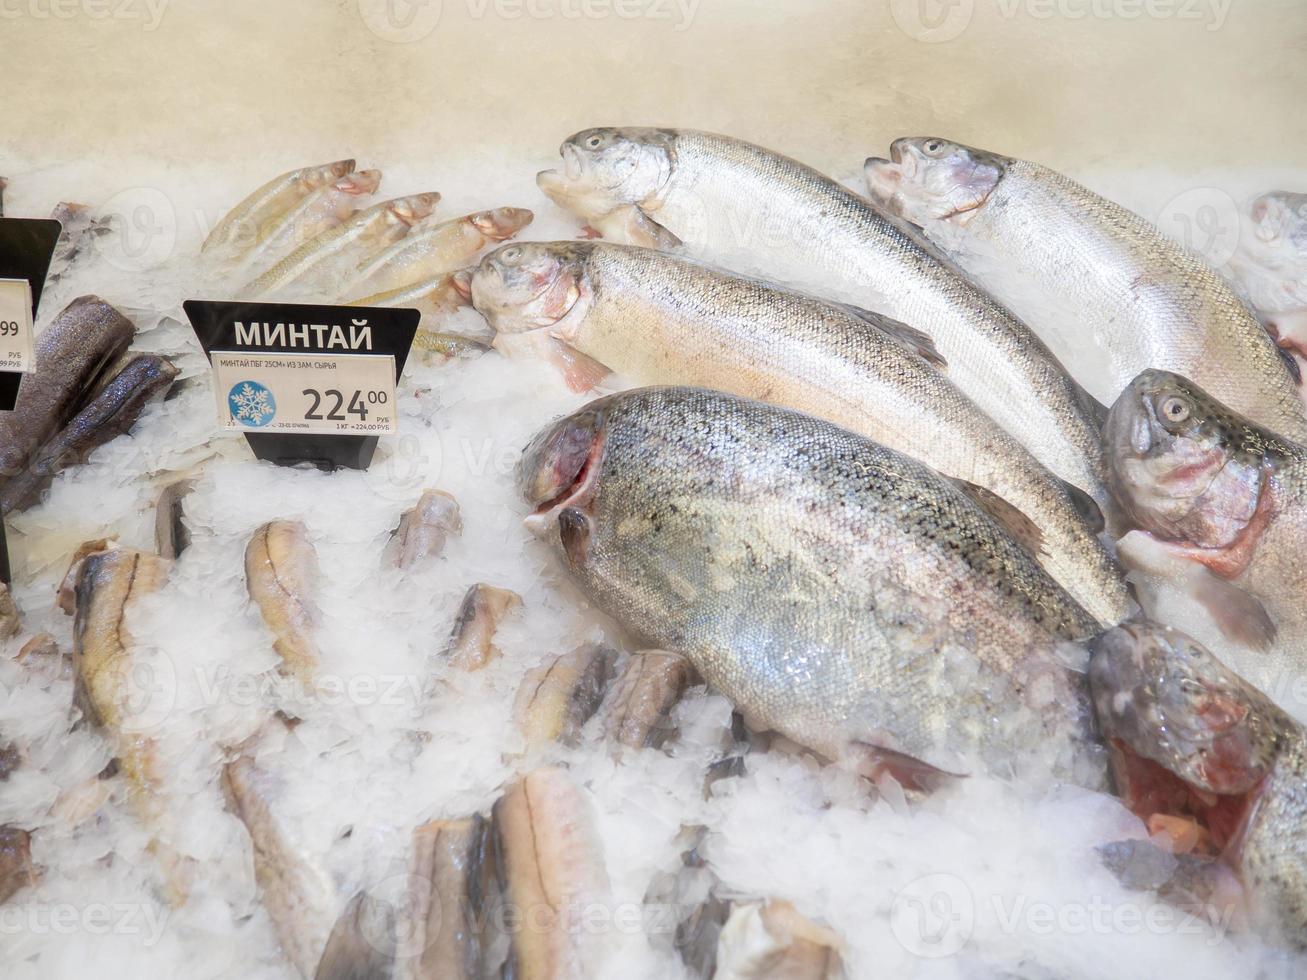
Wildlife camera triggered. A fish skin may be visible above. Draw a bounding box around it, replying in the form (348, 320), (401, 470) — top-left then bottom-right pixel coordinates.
(866, 137), (1307, 441)
(0, 295), (135, 493)
(345, 272), (469, 319)
(518, 386), (1106, 787)
(313, 891), (395, 980)
(597, 650), (695, 750)
(1089, 621), (1307, 947)
(472, 239), (1130, 626)
(512, 644), (616, 751)
(247, 193), (441, 297)
(0, 826), (35, 904)
(1103, 368), (1307, 673)
(154, 479), (194, 561)
(442, 584), (521, 672)
(348, 207), (533, 296)
(401, 816), (494, 980)
(492, 767), (612, 979)
(386, 489), (462, 569)
(240, 169), (383, 269)
(72, 547), (190, 900)
(1, 353), (178, 512)
(536, 128), (1109, 509)
(245, 521), (321, 688)
(202, 159), (355, 254)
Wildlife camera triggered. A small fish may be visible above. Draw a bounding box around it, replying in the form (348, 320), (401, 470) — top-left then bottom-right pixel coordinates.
(865, 137), (1307, 441)
(345, 273), (470, 320)
(385, 490), (461, 570)
(511, 644), (615, 751)
(245, 521), (321, 688)
(202, 159), (355, 255)
(241, 169), (383, 269)
(441, 584), (521, 672)
(1090, 621), (1307, 947)
(348, 207), (533, 297)
(492, 768), (612, 978)
(597, 650), (695, 750)
(248, 193), (440, 297)
(714, 900), (846, 980)
(519, 387), (1106, 788)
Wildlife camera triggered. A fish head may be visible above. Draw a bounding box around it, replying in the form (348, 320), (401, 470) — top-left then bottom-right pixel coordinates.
(305, 159), (356, 189)
(537, 128), (677, 222)
(388, 193), (441, 227)
(471, 207), (535, 242)
(470, 241), (592, 336)
(864, 137), (1008, 227)
(1104, 369), (1270, 550)
(340, 169), (382, 196)
(517, 401), (610, 564)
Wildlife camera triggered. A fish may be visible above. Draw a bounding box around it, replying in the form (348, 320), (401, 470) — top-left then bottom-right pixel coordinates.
(154, 479), (195, 560)
(348, 207), (533, 297)
(224, 744), (339, 977)
(0, 583), (19, 640)
(1089, 621), (1307, 947)
(492, 767), (612, 978)
(409, 331), (490, 363)
(385, 489), (462, 569)
(517, 386), (1107, 788)
(345, 273), (470, 320)
(241, 169), (383, 269)
(47, 201), (109, 285)
(1103, 368), (1307, 667)
(535, 128), (1109, 506)
(864, 137), (1307, 442)
(472, 239), (1129, 625)
(0, 296), (134, 498)
(511, 644), (615, 751)
(313, 891), (395, 980)
(714, 900), (846, 980)
(441, 584), (521, 672)
(1228, 190), (1307, 363)
(247, 193), (441, 297)
(0, 826), (35, 904)
(245, 521), (321, 688)
(202, 159), (356, 255)
(399, 816), (495, 980)
(1, 352), (178, 512)
(597, 650), (696, 750)
(72, 546), (190, 900)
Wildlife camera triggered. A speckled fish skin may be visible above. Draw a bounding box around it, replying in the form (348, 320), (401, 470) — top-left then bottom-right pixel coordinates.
(1104, 369), (1307, 667)
(536, 128), (1109, 509)
(865, 138), (1307, 442)
(0, 295), (134, 486)
(519, 386), (1107, 786)
(1090, 622), (1307, 948)
(474, 240), (1129, 626)
(202, 158), (355, 254)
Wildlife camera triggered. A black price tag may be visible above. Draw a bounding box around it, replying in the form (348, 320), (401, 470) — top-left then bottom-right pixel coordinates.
(0, 217), (62, 413)
(183, 299), (420, 471)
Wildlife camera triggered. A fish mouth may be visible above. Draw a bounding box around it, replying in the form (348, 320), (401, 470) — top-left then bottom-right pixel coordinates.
(520, 414), (606, 537)
(561, 143), (585, 181)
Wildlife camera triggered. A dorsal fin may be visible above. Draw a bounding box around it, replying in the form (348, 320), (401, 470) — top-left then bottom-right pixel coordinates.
(949, 477), (1045, 558)
(838, 304), (947, 370)
(1059, 479), (1105, 534)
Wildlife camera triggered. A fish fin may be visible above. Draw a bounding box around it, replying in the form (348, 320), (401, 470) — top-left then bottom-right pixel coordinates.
(313, 891), (395, 980)
(595, 205), (682, 250)
(837, 304), (946, 370)
(1192, 572), (1277, 651)
(543, 335), (611, 392)
(1073, 381), (1110, 430)
(848, 741), (968, 791)
(1059, 479), (1105, 534)
(948, 478), (1045, 557)
(1275, 340), (1303, 385)
(1266, 309), (1307, 364)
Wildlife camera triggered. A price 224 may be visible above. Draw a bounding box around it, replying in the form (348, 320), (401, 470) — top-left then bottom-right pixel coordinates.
(302, 387), (388, 422)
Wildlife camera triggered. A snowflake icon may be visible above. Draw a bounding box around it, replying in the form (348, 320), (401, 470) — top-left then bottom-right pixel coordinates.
(228, 381), (277, 428)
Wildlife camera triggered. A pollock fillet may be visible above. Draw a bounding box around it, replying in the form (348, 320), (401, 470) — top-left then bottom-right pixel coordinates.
(441, 584), (521, 672)
(512, 644), (615, 751)
(597, 650), (695, 750)
(519, 386), (1106, 787)
(865, 137), (1307, 440)
(245, 521), (321, 687)
(714, 900), (846, 980)
(472, 239), (1128, 624)
(536, 128), (1108, 503)
(386, 489), (462, 570)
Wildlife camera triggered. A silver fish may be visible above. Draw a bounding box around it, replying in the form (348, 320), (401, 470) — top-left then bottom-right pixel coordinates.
(536, 128), (1109, 506)
(203, 159), (355, 255)
(865, 137), (1307, 441)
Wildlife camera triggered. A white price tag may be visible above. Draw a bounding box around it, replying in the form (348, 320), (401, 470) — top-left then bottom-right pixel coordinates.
(211, 350), (399, 435)
(0, 278), (35, 374)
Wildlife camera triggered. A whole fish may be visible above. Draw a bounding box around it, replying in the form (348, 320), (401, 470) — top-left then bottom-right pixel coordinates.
(345, 272), (468, 320)
(245, 521), (321, 688)
(1, 353), (178, 512)
(864, 138), (1307, 441)
(348, 207), (533, 296)
(518, 386), (1106, 787)
(1229, 190), (1307, 361)
(203, 159), (355, 254)
(1103, 369), (1307, 676)
(472, 240), (1129, 625)
(0, 295), (134, 490)
(241, 169), (382, 269)
(248, 193), (440, 297)
(1090, 621), (1307, 948)
(536, 128), (1109, 505)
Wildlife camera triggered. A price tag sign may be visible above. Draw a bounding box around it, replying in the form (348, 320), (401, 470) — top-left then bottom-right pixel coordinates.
(0, 278), (34, 373)
(212, 351), (398, 435)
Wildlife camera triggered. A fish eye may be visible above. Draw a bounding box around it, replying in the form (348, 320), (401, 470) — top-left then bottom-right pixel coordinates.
(500, 246), (523, 264)
(924, 139), (944, 155)
(584, 133), (607, 150)
(1158, 394), (1192, 426)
